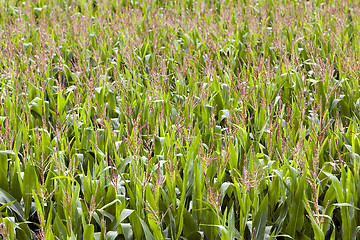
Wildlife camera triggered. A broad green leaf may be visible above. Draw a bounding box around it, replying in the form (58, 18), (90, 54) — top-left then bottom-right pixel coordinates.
(0, 188), (24, 222)
(139, 218), (155, 240)
(253, 194), (268, 240)
(84, 224), (95, 240)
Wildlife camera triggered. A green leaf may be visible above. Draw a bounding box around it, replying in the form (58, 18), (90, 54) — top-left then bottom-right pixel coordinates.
(183, 208), (197, 237)
(23, 163), (39, 219)
(106, 231), (118, 240)
(253, 194), (268, 240)
(286, 173), (306, 236)
(54, 214), (68, 239)
(84, 224), (95, 240)
(186, 231), (202, 240)
(0, 200), (16, 212)
(0, 188), (24, 222)
(119, 209), (134, 223)
(0, 151), (14, 192)
(139, 218), (155, 240)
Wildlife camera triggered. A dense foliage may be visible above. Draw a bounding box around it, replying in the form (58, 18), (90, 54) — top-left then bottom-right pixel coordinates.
(0, 0), (360, 239)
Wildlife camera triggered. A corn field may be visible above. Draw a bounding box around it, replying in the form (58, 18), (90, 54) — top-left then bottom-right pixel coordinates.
(0, 0), (360, 239)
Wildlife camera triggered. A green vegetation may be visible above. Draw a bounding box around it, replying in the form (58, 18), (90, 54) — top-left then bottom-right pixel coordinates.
(0, 0), (360, 239)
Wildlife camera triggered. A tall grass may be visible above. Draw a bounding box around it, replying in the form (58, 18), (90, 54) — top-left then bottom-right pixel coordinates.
(0, 0), (360, 239)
